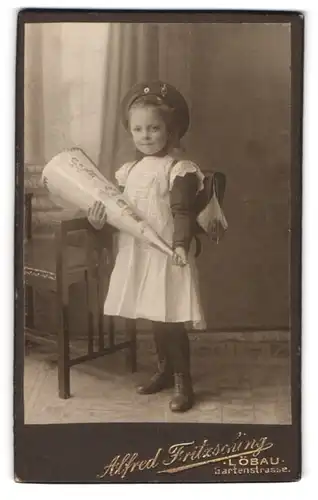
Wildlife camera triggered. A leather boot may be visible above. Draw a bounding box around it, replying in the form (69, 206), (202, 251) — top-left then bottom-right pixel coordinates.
(137, 359), (174, 394)
(169, 373), (194, 412)
(166, 324), (194, 412)
(137, 324), (173, 395)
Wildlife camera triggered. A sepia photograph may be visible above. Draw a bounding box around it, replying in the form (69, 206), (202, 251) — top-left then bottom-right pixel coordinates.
(21, 14), (297, 432)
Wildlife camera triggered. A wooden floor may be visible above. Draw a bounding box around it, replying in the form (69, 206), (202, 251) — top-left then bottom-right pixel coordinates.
(24, 331), (292, 425)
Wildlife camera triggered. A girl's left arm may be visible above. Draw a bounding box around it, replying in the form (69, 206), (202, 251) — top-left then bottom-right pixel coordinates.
(170, 172), (198, 253)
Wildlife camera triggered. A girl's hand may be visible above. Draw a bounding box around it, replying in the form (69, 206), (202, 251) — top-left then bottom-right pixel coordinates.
(172, 246), (188, 267)
(87, 201), (107, 230)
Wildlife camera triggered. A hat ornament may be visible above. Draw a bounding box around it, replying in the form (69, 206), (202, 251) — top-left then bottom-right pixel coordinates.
(160, 83), (168, 97)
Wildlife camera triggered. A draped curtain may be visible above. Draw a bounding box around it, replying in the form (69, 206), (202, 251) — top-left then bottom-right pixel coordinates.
(24, 22), (193, 174)
(98, 23), (159, 178)
(99, 22), (193, 175)
(24, 23), (110, 166)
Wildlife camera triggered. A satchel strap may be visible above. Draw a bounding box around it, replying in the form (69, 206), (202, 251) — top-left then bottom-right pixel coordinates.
(125, 159), (140, 178)
(130, 158), (179, 179)
(126, 158), (180, 185)
(167, 159), (179, 181)
(213, 172), (226, 206)
(125, 160), (226, 203)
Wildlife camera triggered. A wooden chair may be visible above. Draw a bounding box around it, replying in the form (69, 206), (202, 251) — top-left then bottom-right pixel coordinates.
(24, 196), (137, 399)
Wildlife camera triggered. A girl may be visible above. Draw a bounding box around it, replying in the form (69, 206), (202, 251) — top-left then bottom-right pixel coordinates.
(88, 81), (206, 413)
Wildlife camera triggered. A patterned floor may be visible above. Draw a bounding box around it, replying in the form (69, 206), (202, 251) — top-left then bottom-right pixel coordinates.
(24, 332), (291, 425)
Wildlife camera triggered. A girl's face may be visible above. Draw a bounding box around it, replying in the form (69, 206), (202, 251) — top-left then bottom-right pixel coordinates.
(129, 106), (168, 156)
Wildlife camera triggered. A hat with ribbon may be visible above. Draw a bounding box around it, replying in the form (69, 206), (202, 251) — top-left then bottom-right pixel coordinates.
(121, 81), (190, 138)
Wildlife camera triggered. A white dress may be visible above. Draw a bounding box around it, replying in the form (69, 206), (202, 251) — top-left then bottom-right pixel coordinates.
(104, 154), (206, 330)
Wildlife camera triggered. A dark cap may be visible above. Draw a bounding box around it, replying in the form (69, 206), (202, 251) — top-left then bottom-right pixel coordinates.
(120, 81), (190, 138)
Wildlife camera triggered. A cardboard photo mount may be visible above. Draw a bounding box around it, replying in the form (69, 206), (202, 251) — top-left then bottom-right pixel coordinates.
(14, 9), (303, 483)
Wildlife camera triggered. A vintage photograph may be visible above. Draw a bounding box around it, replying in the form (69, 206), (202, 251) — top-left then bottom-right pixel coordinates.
(23, 18), (294, 427)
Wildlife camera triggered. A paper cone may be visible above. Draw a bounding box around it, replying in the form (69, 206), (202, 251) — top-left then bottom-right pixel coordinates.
(41, 148), (174, 257)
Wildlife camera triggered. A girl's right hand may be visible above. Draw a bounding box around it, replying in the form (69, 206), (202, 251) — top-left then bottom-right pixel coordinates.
(87, 201), (107, 230)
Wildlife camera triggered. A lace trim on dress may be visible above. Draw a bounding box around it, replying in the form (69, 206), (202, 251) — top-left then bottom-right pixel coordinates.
(169, 160), (205, 193)
(115, 162), (135, 186)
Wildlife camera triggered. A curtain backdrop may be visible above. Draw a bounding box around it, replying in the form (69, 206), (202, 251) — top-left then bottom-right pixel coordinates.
(98, 23), (194, 177)
(24, 23), (110, 166)
(98, 23), (159, 179)
(24, 22), (193, 173)
(23, 22), (193, 236)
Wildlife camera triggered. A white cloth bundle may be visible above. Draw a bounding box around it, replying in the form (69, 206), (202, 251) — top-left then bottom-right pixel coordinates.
(197, 191), (228, 242)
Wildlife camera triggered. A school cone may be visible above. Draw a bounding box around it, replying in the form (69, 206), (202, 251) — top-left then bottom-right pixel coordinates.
(41, 148), (174, 258)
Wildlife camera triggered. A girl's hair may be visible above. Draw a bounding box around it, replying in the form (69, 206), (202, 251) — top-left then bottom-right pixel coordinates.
(128, 95), (181, 150)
